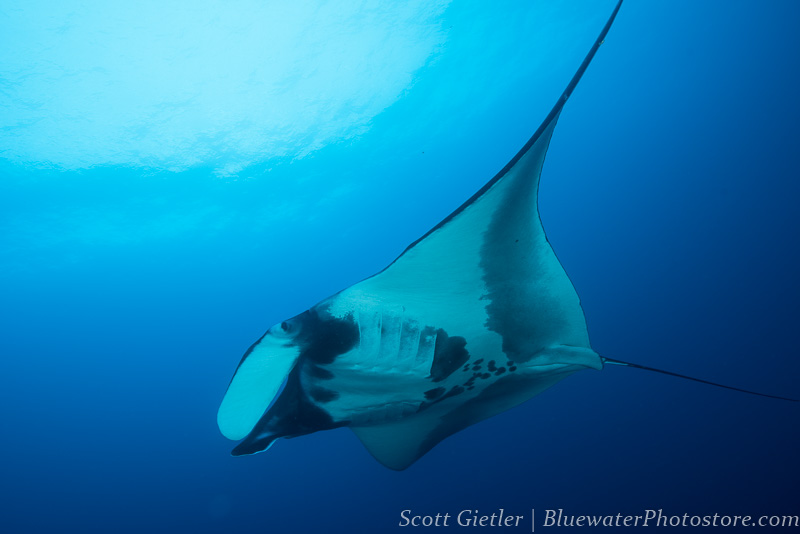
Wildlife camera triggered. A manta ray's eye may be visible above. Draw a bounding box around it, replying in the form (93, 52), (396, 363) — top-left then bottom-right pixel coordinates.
(270, 319), (298, 339)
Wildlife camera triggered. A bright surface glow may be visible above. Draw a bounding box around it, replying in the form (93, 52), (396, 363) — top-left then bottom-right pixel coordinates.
(0, 0), (450, 174)
(0, 0), (616, 271)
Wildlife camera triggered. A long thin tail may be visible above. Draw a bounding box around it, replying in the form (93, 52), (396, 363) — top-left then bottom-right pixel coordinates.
(601, 357), (798, 402)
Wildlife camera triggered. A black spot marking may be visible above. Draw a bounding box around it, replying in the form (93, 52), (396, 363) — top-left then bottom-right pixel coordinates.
(494, 367), (506, 376)
(481, 373), (491, 380)
(487, 360), (497, 372)
(417, 385), (466, 413)
(309, 387), (339, 403)
(506, 361), (514, 367)
(474, 359), (484, 365)
(509, 366), (517, 372)
(424, 387), (446, 400)
(429, 329), (470, 383)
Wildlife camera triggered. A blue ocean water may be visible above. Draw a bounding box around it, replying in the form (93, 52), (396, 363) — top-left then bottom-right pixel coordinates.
(1, 1), (799, 532)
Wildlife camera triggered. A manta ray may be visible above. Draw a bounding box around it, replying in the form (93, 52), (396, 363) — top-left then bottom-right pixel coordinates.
(217, 0), (794, 470)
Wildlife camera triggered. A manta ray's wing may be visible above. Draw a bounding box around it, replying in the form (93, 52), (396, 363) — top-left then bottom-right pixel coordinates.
(323, 2), (623, 470)
(351, 368), (579, 470)
(338, 114), (596, 470)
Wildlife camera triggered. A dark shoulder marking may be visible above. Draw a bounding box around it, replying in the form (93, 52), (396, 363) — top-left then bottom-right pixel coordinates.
(429, 329), (470, 383)
(294, 308), (359, 365)
(424, 387), (446, 400)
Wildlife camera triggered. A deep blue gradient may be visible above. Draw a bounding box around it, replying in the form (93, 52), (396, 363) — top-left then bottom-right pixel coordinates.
(1, 1), (799, 532)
